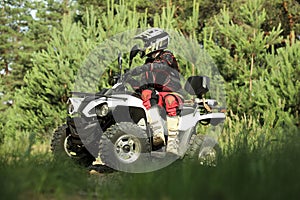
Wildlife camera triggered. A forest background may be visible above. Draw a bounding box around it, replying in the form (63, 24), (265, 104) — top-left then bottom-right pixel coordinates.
(0, 0), (299, 199)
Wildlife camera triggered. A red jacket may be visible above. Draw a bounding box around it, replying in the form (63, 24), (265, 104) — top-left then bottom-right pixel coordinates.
(129, 50), (181, 92)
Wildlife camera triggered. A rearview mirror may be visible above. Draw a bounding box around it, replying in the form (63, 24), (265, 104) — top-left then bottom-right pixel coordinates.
(129, 45), (140, 67)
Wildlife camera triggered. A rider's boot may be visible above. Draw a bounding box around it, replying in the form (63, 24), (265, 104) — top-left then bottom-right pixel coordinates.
(152, 127), (165, 146)
(166, 116), (180, 155)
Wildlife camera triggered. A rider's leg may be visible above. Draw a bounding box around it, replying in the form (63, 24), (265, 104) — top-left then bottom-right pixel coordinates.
(141, 89), (157, 110)
(164, 94), (181, 155)
(141, 89), (165, 146)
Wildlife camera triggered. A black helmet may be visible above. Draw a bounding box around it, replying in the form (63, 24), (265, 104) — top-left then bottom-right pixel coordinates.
(129, 28), (170, 66)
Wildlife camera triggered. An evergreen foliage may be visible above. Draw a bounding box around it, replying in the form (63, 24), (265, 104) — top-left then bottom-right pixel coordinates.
(203, 0), (285, 114)
(0, 0), (299, 155)
(2, 3), (150, 139)
(0, 2), (299, 199)
(201, 0), (299, 153)
(0, 0), (67, 141)
(0, 1), (33, 92)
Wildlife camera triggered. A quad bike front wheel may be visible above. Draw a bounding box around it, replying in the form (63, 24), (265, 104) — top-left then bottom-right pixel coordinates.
(99, 122), (151, 172)
(51, 124), (69, 156)
(50, 124), (94, 166)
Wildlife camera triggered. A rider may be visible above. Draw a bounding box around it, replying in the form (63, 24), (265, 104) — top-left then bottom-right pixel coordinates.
(125, 28), (183, 155)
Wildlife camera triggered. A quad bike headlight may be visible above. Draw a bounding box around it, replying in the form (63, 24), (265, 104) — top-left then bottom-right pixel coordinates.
(95, 103), (109, 117)
(68, 103), (75, 114)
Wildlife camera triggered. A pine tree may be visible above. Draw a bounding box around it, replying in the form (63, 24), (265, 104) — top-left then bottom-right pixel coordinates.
(0, 0), (71, 107)
(0, 77), (4, 143)
(0, 0), (69, 136)
(263, 0), (300, 40)
(3, 3), (150, 138)
(0, 1), (33, 89)
(0, 0), (68, 103)
(203, 0), (283, 115)
(0, 0), (36, 124)
(28, 0), (70, 49)
(255, 40), (300, 125)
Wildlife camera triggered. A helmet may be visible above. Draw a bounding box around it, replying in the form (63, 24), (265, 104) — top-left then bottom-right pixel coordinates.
(135, 28), (170, 57)
(130, 28), (170, 64)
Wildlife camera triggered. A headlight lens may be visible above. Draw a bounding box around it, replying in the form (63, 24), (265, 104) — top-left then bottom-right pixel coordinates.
(95, 103), (109, 117)
(68, 103), (75, 114)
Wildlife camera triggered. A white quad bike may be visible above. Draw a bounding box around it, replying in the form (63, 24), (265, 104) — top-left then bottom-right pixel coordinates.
(51, 55), (226, 172)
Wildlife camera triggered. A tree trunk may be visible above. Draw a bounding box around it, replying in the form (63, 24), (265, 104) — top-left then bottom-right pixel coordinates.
(249, 53), (254, 92)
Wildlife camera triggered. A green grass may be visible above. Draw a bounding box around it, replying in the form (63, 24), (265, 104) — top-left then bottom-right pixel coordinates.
(0, 131), (299, 200)
(119, 137), (300, 200)
(0, 154), (87, 199)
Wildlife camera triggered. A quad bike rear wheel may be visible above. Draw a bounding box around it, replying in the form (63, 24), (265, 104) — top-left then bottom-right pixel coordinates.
(186, 134), (221, 167)
(99, 122), (151, 172)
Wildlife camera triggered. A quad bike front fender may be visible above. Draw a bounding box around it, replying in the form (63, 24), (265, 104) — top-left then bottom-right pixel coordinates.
(81, 94), (146, 118)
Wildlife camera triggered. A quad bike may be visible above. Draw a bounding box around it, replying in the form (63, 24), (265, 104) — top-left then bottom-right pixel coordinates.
(51, 54), (226, 172)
